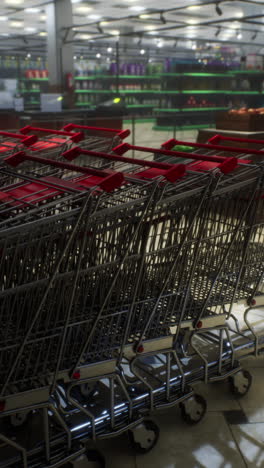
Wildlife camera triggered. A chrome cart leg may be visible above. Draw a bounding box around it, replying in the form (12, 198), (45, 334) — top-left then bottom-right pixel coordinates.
(179, 393), (207, 425)
(128, 419), (160, 454)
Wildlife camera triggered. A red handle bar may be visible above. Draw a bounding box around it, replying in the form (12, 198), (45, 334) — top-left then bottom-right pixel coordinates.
(4, 152), (124, 192)
(19, 126), (84, 143)
(62, 147), (186, 183)
(63, 123), (130, 140)
(113, 142), (238, 174)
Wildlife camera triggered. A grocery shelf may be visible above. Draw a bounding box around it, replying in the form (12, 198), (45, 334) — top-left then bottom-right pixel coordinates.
(126, 104), (154, 108)
(230, 70), (264, 74)
(229, 90), (260, 94)
(75, 75), (159, 80)
(75, 90), (114, 94)
(123, 118), (155, 124)
(21, 78), (49, 81)
(21, 90), (41, 93)
(182, 90), (228, 94)
(159, 72), (233, 78)
(153, 124), (215, 131)
(154, 107), (229, 112)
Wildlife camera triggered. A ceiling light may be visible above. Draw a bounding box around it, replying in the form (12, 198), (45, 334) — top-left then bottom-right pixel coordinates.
(10, 21), (23, 28)
(40, 15), (46, 21)
(140, 14), (150, 19)
(27, 53), (31, 58)
(237, 32), (242, 39)
(129, 6), (146, 12)
(100, 21), (109, 26)
(107, 47), (112, 52)
(79, 34), (91, 39)
(109, 30), (120, 36)
(0, 16), (8, 21)
(140, 49), (145, 54)
(71, 0), (82, 3)
(25, 8), (40, 13)
(187, 5), (201, 9)
(235, 11), (244, 18)
(96, 53), (101, 58)
(186, 19), (199, 24)
(75, 5), (93, 13)
(157, 41), (163, 48)
(5, 0), (23, 4)
(88, 14), (101, 20)
(144, 25), (156, 30)
(147, 31), (156, 35)
(25, 27), (37, 33)
(39, 31), (47, 36)
(215, 3), (222, 16)
(230, 22), (240, 29)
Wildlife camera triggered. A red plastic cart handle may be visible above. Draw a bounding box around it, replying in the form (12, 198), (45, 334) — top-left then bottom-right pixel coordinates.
(19, 126), (84, 143)
(4, 152), (124, 192)
(63, 123), (130, 140)
(208, 134), (264, 147)
(62, 147), (186, 183)
(113, 142), (238, 175)
(162, 138), (262, 158)
(0, 131), (38, 147)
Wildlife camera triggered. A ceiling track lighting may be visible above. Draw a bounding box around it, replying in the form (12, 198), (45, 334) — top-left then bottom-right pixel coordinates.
(215, 27), (221, 37)
(215, 3), (222, 16)
(252, 32), (257, 40)
(160, 12), (166, 24)
(174, 40), (178, 48)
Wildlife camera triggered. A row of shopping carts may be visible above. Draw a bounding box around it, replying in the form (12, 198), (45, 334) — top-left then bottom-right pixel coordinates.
(0, 123), (263, 467)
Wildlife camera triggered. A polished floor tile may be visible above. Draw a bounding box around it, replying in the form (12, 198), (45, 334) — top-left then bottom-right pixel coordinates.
(135, 412), (246, 468)
(231, 423), (264, 468)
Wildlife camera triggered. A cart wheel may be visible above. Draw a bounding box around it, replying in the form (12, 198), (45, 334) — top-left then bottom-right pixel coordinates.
(180, 394), (207, 425)
(8, 411), (30, 429)
(128, 420), (160, 454)
(80, 382), (98, 399)
(229, 370), (252, 398)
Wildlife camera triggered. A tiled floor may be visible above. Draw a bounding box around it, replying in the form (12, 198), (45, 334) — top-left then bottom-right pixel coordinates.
(123, 122), (198, 148)
(87, 356), (264, 468)
(76, 123), (264, 468)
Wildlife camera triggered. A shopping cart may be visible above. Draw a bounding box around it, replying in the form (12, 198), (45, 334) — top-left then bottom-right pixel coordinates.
(0, 137), (263, 466)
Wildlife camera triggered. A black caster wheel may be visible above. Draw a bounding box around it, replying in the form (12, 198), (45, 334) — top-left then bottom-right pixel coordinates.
(180, 394), (207, 425)
(80, 382), (98, 400)
(5, 411), (31, 431)
(229, 369), (252, 398)
(128, 420), (160, 454)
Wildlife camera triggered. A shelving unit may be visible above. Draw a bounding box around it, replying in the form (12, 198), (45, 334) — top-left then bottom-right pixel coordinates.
(19, 77), (49, 108)
(74, 66), (264, 122)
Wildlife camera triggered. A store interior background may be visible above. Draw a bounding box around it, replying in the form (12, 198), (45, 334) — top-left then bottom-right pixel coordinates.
(1, 1), (264, 467)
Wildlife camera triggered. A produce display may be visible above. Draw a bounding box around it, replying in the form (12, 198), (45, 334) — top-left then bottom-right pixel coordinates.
(228, 107), (264, 115)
